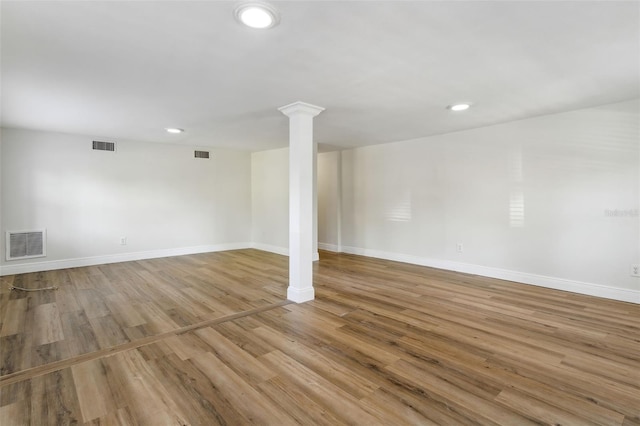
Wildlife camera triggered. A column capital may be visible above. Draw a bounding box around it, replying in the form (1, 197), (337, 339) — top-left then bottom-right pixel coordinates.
(278, 101), (325, 117)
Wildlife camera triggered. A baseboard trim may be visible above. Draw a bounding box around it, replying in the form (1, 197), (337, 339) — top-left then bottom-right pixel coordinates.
(4, 242), (635, 304)
(250, 243), (319, 261)
(0, 243), (253, 276)
(340, 246), (639, 304)
(0, 242), (325, 276)
(250, 243), (289, 257)
(318, 242), (341, 252)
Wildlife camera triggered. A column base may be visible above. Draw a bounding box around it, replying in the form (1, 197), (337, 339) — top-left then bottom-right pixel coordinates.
(287, 286), (315, 303)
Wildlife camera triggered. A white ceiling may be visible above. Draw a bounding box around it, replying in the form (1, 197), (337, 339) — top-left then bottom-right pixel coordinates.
(2, 1), (638, 152)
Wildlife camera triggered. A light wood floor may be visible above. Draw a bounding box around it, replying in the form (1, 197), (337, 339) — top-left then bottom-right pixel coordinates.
(1, 249), (639, 425)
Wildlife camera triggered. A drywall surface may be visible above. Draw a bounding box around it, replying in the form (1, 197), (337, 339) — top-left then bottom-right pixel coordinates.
(0, 128), (251, 273)
(320, 100), (639, 300)
(318, 151), (341, 251)
(2, 100), (638, 302)
(251, 147), (289, 254)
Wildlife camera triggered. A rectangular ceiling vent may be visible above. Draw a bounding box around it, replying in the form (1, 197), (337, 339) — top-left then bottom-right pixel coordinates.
(194, 150), (210, 159)
(6, 230), (47, 261)
(92, 140), (116, 152)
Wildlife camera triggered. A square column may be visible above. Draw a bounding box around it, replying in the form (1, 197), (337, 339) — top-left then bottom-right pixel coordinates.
(278, 101), (325, 303)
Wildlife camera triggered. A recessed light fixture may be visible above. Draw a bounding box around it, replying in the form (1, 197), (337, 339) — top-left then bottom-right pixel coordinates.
(234, 2), (280, 29)
(165, 128), (184, 134)
(448, 103), (471, 112)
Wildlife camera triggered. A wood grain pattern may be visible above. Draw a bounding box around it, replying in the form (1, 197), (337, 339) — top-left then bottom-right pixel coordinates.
(1, 249), (639, 425)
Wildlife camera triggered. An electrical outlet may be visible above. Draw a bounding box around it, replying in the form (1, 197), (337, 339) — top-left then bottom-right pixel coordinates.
(631, 264), (640, 277)
(120, 237), (127, 245)
(456, 243), (464, 253)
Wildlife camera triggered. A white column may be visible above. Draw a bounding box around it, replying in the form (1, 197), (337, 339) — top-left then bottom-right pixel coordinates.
(278, 101), (325, 303)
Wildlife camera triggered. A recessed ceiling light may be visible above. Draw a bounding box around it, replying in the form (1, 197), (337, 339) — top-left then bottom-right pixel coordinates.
(234, 2), (280, 29)
(165, 128), (184, 134)
(448, 103), (471, 112)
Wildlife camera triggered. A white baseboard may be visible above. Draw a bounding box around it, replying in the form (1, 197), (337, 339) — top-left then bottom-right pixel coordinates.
(251, 243), (289, 257)
(250, 243), (319, 261)
(0, 241), (325, 276)
(0, 242), (252, 276)
(318, 242), (341, 252)
(3, 241), (636, 304)
(340, 246), (639, 304)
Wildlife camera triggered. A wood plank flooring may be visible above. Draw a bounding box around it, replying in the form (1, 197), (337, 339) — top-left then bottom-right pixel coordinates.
(1, 249), (639, 425)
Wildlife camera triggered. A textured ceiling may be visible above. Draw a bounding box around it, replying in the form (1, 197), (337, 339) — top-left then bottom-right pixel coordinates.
(2, 1), (638, 151)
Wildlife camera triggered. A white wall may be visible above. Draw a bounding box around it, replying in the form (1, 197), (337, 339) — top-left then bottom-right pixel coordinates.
(319, 100), (640, 302)
(0, 128), (252, 274)
(2, 100), (638, 302)
(317, 151), (341, 252)
(250, 146), (321, 260)
(251, 147), (289, 254)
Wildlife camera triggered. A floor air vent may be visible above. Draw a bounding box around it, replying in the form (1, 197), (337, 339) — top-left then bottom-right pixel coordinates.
(93, 140), (116, 152)
(6, 230), (47, 261)
(195, 150), (210, 159)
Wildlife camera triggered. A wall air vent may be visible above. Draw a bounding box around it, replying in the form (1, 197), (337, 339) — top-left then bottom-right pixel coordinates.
(194, 150), (210, 159)
(6, 230), (47, 261)
(92, 141), (116, 152)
